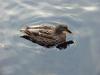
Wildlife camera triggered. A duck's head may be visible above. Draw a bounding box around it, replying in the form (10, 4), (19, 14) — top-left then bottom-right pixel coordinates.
(55, 25), (72, 34)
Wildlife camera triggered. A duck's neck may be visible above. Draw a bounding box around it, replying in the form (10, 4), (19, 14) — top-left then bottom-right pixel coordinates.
(61, 33), (66, 39)
(56, 32), (66, 42)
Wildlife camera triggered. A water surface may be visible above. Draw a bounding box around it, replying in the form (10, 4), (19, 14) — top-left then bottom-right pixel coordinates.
(0, 0), (100, 75)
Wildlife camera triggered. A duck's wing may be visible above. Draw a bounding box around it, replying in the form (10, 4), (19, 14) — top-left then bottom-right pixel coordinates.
(20, 25), (57, 47)
(25, 30), (55, 40)
(24, 25), (56, 39)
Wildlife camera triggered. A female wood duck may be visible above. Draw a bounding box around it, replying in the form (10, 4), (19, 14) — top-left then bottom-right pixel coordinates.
(20, 24), (74, 49)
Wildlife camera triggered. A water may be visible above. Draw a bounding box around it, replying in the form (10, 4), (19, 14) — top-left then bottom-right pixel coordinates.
(0, 0), (100, 75)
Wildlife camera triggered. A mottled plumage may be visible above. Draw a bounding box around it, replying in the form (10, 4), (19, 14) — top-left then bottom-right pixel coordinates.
(20, 24), (74, 49)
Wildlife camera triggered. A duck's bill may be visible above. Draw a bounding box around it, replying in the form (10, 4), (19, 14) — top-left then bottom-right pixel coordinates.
(67, 29), (72, 34)
(63, 30), (72, 34)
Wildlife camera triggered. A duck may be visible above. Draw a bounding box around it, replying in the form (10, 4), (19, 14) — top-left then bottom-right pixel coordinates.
(20, 23), (74, 49)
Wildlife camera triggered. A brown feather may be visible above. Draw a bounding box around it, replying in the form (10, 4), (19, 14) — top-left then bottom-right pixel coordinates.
(20, 24), (73, 49)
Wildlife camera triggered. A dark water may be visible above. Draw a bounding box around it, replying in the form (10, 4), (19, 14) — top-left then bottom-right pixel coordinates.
(0, 0), (100, 75)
